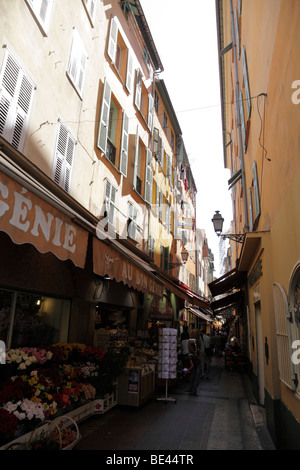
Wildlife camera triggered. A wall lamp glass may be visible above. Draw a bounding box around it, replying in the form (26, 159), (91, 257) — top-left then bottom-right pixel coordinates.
(169, 249), (188, 268)
(211, 211), (245, 244)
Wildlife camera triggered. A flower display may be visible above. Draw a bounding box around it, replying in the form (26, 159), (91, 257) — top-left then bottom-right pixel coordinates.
(0, 408), (18, 437)
(3, 398), (45, 422)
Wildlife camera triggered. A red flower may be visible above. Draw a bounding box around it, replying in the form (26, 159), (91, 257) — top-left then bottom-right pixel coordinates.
(0, 409), (18, 436)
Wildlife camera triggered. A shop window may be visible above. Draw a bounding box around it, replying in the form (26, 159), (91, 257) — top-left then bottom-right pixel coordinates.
(67, 29), (88, 98)
(26, 0), (53, 35)
(0, 289), (70, 349)
(53, 121), (76, 193)
(0, 49), (35, 151)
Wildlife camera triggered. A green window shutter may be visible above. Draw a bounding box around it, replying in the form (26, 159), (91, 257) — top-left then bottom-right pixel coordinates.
(242, 46), (251, 118)
(107, 16), (118, 63)
(120, 111), (129, 176)
(97, 79), (111, 153)
(253, 161), (261, 220)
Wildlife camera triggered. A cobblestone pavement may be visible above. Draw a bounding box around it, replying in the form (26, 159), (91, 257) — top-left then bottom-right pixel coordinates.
(74, 357), (276, 452)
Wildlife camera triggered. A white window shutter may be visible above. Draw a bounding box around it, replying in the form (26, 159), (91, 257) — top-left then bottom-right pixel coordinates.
(0, 51), (34, 151)
(133, 127), (139, 189)
(107, 16), (118, 63)
(120, 112), (129, 176)
(53, 122), (76, 193)
(135, 69), (142, 110)
(147, 93), (154, 130)
(67, 30), (87, 96)
(126, 51), (134, 93)
(144, 148), (153, 204)
(97, 79), (111, 153)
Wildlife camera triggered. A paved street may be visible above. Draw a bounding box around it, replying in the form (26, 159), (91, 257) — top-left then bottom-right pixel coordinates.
(74, 357), (275, 452)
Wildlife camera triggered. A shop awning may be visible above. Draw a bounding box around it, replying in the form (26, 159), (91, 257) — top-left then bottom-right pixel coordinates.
(0, 167), (88, 268)
(188, 307), (213, 322)
(208, 268), (246, 297)
(92, 236), (164, 297)
(210, 291), (243, 315)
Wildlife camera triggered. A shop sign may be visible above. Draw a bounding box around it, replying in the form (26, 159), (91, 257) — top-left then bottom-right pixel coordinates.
(0, 171), (88, 267)
(93, 238), (164, 297)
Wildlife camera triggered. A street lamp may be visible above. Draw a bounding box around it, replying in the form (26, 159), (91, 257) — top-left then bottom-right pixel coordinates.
(211, 211), (245, 244)
(169, 248), (188, 268)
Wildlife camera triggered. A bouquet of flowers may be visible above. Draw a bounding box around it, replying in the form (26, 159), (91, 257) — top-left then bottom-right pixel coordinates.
(3, 398), (45, 423)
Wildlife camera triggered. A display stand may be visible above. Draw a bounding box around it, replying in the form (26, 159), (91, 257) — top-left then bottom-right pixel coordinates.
(157, 328), (177, 404)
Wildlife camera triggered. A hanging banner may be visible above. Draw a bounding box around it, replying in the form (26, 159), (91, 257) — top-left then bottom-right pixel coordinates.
(0, 170), (88, 267)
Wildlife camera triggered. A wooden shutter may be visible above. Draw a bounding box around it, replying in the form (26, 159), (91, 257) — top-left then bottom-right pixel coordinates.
(54, 122), (76, 193)
(242, 46), (251, 118)
(97, 79), (111, 153)
(253, 161), (260, 220)
(107, 16), (118, 63)
(147, 93), (154, 130)
(144, 148), (153, 204)
(68, 30), (87, 96)
(135, 69), (142, 110)
(133, 127), (139, 189)
(0, 51), (34, 151)
(120, 111), (129, 176)
(126, 51), (134, 93)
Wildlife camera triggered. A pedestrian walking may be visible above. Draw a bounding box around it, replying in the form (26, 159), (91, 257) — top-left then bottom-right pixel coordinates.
(185, 342), (202, 396)
(199, 330), (213, 378)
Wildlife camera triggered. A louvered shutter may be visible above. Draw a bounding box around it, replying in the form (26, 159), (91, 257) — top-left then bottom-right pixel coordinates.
(126, 51), (134, 93)
(135, 69), (142, 110)
(97, 80), (111, 153)
(108, 16), (118, 63)
(0, 51), (34, 151)
(84, 0), (96, 23)
(147, 93), (154, 130)
(253, 161), (261, 220)
(144, 148), (153, 204)
(155, 184), (159, 216)
(133, 127), (139, 189)
(67, 30), (87, 96)
(54, 122), (76, 193)
(242, 46), (251, 118)
(239, 90), (246, 150)
(120, 112), (129, 176)
(27, 0), (52, 32)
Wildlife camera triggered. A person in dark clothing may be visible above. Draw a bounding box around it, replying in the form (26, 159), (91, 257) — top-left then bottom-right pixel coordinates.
(185, 342), (202, 396)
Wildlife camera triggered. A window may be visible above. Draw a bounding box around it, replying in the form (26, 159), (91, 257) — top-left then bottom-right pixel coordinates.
(83, 0), (96, 25)
(104, 179), (117, 226)
(53, 122), (76, 193)
(67, 30), (88, 97)
(127, 202), (138, 241)
(107, 16), (132, 89)
(160, 246), (169, 271)
(149, 235), (155, 259)
(144, 148), (153, 204)
(135, 69), (153, 127)
(0, 289), (70, 348)
(163, 112), (168, 132)
(0, 50), (35, 151)
(98, 80), (128, 173)
(26, 0), (53, 34)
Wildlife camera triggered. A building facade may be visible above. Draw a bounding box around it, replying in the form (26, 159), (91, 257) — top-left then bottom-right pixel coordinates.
(215, 0), (300, 449)
(0, 0), (212, 354)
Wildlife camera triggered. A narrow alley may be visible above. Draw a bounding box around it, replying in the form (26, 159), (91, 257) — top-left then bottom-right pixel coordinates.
(74, 357), (275, 452)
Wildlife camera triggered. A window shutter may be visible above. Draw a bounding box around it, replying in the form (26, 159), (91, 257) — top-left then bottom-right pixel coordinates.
(135, 69), (142, 110)
(242, 46), (251, 118)
(120, 111), (129, 176)
(97, 79), (111, 153)
(155, 183), (159, 217)
(0, 51), (34, 151)
(239, 90), (246, 150)
(164, 246), (169, 271)
(253, 161), (261, 220)
(133, 127), (139, 189)
(107, 16), (118, 63)
(126, 51), (134, 93)
(147, 93), (154, 130)
(67, 30), (87, 96)
(54, 122), (76, 193)
(84, 0), (96, 23)
(249, 187), (253, 231)
(144, 148), (153, 204)
(27, 0), (52, 33)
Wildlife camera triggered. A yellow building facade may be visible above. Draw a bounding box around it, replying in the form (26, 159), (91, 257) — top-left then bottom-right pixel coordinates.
(216, 0), (300, 449)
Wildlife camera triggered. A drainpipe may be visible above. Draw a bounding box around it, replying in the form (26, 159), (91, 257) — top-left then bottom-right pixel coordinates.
(230, 0), (249, 233)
